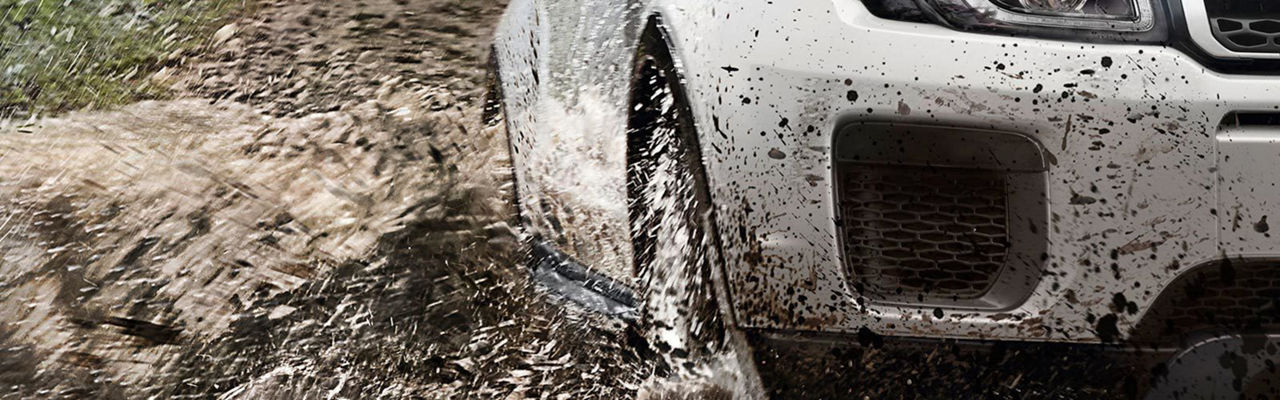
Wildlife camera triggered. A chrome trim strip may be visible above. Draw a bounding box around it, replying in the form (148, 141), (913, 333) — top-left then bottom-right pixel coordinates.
(1183, 0), (1280, 60)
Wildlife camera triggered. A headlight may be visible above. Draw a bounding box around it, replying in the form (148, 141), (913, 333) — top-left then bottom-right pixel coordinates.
(864, 0), (1167, 42)
(930, 0), (1154, 31)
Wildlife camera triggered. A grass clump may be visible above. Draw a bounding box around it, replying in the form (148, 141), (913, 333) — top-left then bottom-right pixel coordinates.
(0, 0), (241, 119)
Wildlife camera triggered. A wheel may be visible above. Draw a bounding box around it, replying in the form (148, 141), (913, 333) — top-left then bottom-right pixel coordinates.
(626, 21), (763, 398)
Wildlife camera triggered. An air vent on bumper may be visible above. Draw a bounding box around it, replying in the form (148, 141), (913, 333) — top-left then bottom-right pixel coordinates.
(1205, 1), (1280, 54)
(1212, 17), (1280, 53)
(834, 123), (1048, 310)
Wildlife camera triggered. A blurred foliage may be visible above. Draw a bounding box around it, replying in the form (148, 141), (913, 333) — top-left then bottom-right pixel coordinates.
(0, 0), (242, 118)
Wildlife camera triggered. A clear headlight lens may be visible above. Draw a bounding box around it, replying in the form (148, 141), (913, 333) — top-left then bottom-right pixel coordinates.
(994, 0), (1137, 19)
(920, 0), (1156, 32)
(1016, 0), (1090, 12)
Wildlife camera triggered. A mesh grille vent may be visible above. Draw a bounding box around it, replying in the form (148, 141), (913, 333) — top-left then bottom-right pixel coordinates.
(1210, 17), (1280, 53)
(839, 163), (1010, 301)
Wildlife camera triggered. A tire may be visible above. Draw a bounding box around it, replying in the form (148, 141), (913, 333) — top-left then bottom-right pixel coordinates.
(626, 21), (763, 398)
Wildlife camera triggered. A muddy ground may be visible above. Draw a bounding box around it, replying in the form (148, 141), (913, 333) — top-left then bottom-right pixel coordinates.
(0, 0), (655, 398)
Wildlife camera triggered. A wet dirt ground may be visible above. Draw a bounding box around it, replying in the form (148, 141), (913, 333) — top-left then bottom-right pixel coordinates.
(0, 0), (655, 398)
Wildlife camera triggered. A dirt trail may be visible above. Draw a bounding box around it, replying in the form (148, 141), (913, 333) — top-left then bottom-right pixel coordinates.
(0, 0), (649, 398)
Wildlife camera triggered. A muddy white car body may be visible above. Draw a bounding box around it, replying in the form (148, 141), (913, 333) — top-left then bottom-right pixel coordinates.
(492, 0), (1280, 373)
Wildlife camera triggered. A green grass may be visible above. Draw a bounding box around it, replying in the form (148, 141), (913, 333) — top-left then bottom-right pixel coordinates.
(0, 0), (242, 119)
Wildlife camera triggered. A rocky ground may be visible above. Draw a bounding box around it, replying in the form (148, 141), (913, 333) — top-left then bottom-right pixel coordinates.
(0, 0), (655, 398)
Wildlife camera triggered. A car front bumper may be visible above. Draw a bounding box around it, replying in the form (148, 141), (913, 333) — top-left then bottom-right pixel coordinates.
(660, 0), (1280, 343)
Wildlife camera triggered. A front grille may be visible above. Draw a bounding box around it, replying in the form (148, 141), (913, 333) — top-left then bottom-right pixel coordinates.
(1133, 260), (1280, 344)
(1206, 1), (1280, 53)
(839, 163), (1009, 302)
(1212, 17), (1280, 52)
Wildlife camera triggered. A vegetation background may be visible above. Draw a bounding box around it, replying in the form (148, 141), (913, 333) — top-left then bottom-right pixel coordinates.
(0, 0), (242, 119)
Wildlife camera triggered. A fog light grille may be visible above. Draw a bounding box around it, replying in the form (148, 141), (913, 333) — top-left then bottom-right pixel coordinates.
(1134, 260), (1280, 344)
(839, 163), (1009, 301)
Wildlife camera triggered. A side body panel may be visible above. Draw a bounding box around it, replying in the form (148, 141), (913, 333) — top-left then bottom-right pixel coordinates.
(494, 0), (645, 281)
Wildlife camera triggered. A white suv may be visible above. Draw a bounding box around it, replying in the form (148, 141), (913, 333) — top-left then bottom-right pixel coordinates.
(489, 0), (1280, 397)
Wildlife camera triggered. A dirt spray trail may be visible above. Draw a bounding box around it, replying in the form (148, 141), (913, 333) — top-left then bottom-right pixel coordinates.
(0, 0), (653, 398)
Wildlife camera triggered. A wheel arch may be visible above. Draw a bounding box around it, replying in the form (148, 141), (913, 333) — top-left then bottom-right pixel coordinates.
(626, 12), (745, 327)
(625, 13), (697, 163)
